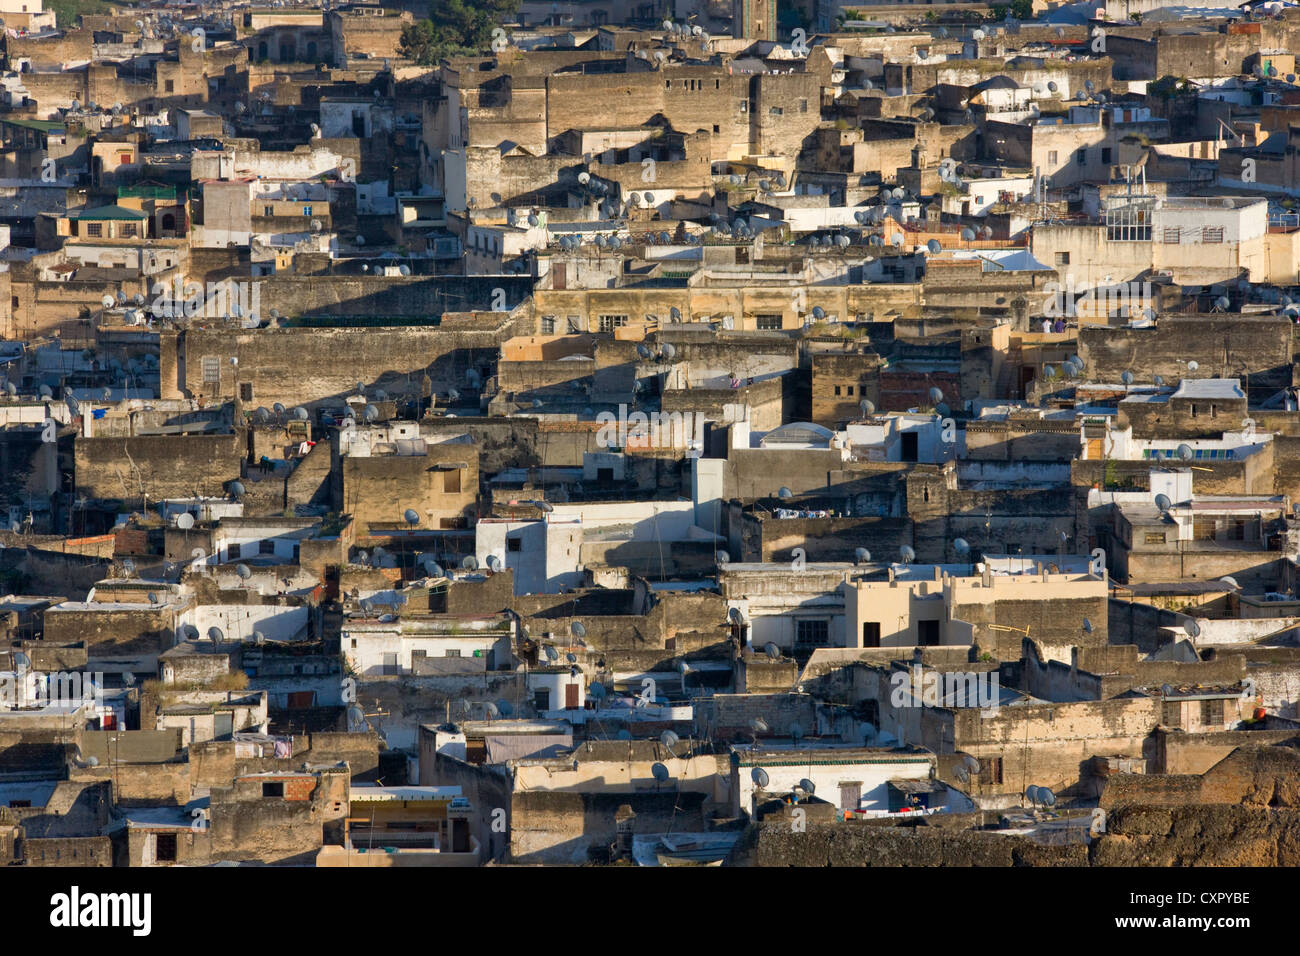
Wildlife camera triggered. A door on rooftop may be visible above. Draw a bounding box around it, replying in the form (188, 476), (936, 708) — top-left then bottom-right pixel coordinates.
(901, 432), (919, 462)
(155, 833), (177, 863)
(917, 620), (940, 646)
(838, 782), (862, 811)
(565, 683), (579, 709)
(214, 712), (234, 740)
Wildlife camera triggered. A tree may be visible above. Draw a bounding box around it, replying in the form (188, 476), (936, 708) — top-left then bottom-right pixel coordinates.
(400, 0), (521, 66)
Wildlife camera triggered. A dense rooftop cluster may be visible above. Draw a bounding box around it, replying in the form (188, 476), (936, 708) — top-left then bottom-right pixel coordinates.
(3, 0), (1300, 872)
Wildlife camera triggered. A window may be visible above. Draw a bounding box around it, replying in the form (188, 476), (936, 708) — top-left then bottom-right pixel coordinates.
(507, 537), (521, 552)
(443, 468), (461, 493)
(261, 782), (284, 798)
(1055, 252), (1070, 265)
(1076, 148), (1087, 165)
(445, 649), (461, 657)
(1144, 532), (1166, 544)
(240, 383), (253, 401)
(533, 689), (551, 711)
(228, 543), (241, 560)
(302, 205), (312, 216)
(1101, 147), (1112, 163)
(86, 222), (102, 237)
(862, 622), (881, 648)
(264, 205), (274, 216)
(979, 757), (1004, 785)
(1106, 201), (1153, 241)
(165, 80), (174, 93)
(541, 314), (555, 334)
(755, 314), (782, 330)
(834, 385), (842, 396)
(598, 314), (628, 332)
(846, 385), (855, 396)
(202, 356), (220, 384)
(120, 223), (137, 238)
(259, 539), (275, 555)
(799, 99), (808, 112)
(712, 124), (720, 133)
(1163, 227), (1181, 244)
(1047, 150), (1058, 165)
(769, 106), (783, 116)
(796, 619), (828, 646)
(1201, 698), (1225, 724)
(1203, 226), (1224, 243)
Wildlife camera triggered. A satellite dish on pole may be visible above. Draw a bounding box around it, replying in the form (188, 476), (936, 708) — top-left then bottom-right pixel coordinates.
(751, 767), (770, 788)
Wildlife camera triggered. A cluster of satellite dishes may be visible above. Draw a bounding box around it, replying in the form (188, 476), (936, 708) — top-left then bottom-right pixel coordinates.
(1025, 785), (1056, 808)
(952, 754), (981, 785)
(634, 341), (677, 363)
(1041, 354), (1086, 382)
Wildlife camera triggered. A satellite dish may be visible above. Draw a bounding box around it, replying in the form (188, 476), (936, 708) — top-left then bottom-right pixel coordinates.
(750, 717), (769, 734)
(486, 554), (503, 572)
(1219, 576), (1240, 590)
(796, 778), (816, 798)
(717, 550), (730, 565)
(764, 642), (781, 660)
(1082, 618), (1093, 633)
(404, 509), (420, 526)
(1120, 371), (1134, 385)
(660, 730), (679, 753)
(899, 545), (916, 564)
(207, 626), (224, 642)
(1154, 493), (1172, 512)
(571, 621), (587, 639)
(926, 239), (942, 254)
(728, 607), (745, 625)
(751, 767), (770, 788)
(229, 481), (245, 497)
(177, 512), (195, 530)
(859, 399), (876, 417)
(1183, 618), (1201, 638)
(235, 563), (252, 579)
(854, 547), (871, 564)
(1187, 361), (1199, 373)
(461, 555), (479, 571)
(953, 538), (970, 555)
(544, 645), (559, 662)
(778, 487), (793, 499)
(1177, 444), (1194, 461)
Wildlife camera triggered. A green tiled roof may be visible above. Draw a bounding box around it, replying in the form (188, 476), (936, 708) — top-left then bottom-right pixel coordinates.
(70, 204), (149, 221)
